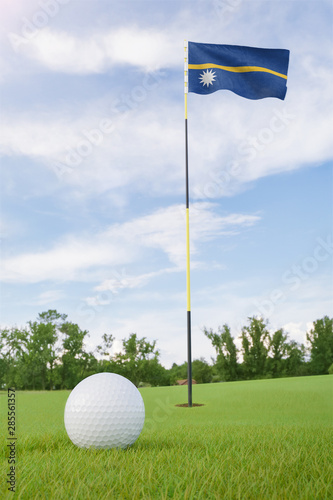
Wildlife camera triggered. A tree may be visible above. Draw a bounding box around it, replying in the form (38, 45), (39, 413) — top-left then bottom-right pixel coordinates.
(306, 316), (333, 374)
(285, 340), (306, 377)
(96, 333), (115, 358)
(0, 327), (30, 389)
(0, 334), (6, 388)
(267, 329), (288, 378)
(38, 310), (67, 327)
(28, 310), (67, 390)
(96, 333), (115, 372)
(203, 324), (239, 381)
(241, 317), (270, 379)
(168, 362), (188, 385)
(192, 358), (213, 384)
(141, 357), (171, 386)
(60, 322), (90, 389)
(113, 333), (160, 387)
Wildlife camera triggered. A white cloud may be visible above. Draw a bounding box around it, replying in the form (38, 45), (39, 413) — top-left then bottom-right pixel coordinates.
(1, 56), (332, 202)
(18, 29), (107, 74)
(94, 267), (179, 294)
(282, 322), (305, 342)
(13, 26), (179, 73)
(33, 289), (65, 306)
(0, 99), (184, 196)
(0, 232), (135, 283)
(0, 203), (260, 283)
(1, 3), (332, 199)
(103, 27), (178, 71)
(188, 64), (333, 198)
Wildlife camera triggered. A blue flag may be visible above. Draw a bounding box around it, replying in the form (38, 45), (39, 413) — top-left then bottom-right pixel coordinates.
(188, 42), (290, 100)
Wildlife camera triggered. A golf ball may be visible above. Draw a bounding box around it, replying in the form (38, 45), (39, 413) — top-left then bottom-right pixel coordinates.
(64, 372), (145, 449)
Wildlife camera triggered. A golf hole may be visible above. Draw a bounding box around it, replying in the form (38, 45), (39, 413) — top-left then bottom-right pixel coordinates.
(175, 403), (205, 407)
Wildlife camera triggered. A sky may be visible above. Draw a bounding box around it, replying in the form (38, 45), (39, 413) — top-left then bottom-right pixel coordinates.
(0, 0), (332, 368)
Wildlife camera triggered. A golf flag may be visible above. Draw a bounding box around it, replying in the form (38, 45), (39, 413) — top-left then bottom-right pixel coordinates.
(187, 42), (290, 100)
(183, 41), (290, 407)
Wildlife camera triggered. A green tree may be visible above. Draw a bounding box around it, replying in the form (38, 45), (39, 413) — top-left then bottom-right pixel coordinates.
(28, 311), (66, 390)
(78, 351), (99, 380)
(60, 322), (90, 389)
(0, 327), (30, 389)
(1, 311), (97, 390)
(306, 316), (333, 374)
(241, 317), (270, 379)
(141, 357), (171, 386)
(192, 358), (213, 384)
(113, 333), (160, 387)
(285, 340), (306, 377)
(96, 333), (115, 372)
(203, 324), (238, 381)
(168, 362), (188, 385)
(0, 334), (6, 388)
(267, 329), (288, 378)
(96, 333), (115, 358)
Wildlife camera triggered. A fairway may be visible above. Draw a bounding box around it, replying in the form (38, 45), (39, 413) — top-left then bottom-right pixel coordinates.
(1, 375), (332, 499)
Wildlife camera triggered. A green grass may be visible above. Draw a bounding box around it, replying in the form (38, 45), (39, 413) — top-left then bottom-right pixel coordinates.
(1, 375), (333, 499)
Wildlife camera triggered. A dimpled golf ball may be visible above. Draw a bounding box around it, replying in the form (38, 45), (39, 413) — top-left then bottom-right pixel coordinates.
(64, 373), (145, 449)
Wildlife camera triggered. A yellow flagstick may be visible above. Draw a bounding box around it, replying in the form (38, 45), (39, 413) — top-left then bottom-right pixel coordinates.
(184, 40), (192, 407)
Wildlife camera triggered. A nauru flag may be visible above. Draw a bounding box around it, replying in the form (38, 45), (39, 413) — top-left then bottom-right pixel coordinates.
(188, 42), (290, 100)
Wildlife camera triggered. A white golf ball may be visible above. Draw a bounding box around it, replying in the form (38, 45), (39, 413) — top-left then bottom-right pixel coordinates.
(64, 373), (145, 449)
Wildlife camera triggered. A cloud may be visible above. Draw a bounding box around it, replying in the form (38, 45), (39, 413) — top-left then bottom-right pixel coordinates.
(94, 267), (179, 294)
(1, 2), (332, 203)
(1, 51), (332, 203)
(16, 29), (107, 74)
(32, 289), (65, 306)
(103, 27), (179, 71)
(0, 232), (135, 284)
(11, 26), (179, 73)
(188, 64), (332, 198)
(0, 203), (260, 283)
(0, 97), (184, 197)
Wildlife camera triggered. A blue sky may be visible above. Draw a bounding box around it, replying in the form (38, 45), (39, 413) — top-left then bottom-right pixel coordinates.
(0, 0), (332, 367)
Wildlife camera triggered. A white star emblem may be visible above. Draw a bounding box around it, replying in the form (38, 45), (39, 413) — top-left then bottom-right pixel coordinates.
(199, 69), (216, 87)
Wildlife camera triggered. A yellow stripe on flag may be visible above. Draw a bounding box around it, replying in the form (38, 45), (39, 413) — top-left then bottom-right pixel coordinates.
(188, 63), (288, 80)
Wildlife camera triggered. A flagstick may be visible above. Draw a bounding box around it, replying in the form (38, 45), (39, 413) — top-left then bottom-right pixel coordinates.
(184, 41), (192, 408)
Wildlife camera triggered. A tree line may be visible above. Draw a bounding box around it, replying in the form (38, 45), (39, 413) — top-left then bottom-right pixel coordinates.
(0, 310), (332, 390)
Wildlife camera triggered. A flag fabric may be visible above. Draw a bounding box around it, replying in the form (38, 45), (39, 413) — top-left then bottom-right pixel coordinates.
(188, 42), (290, 100)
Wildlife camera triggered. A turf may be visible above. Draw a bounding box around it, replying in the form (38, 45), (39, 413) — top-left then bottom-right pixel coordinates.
(1, 375), (332, 499)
